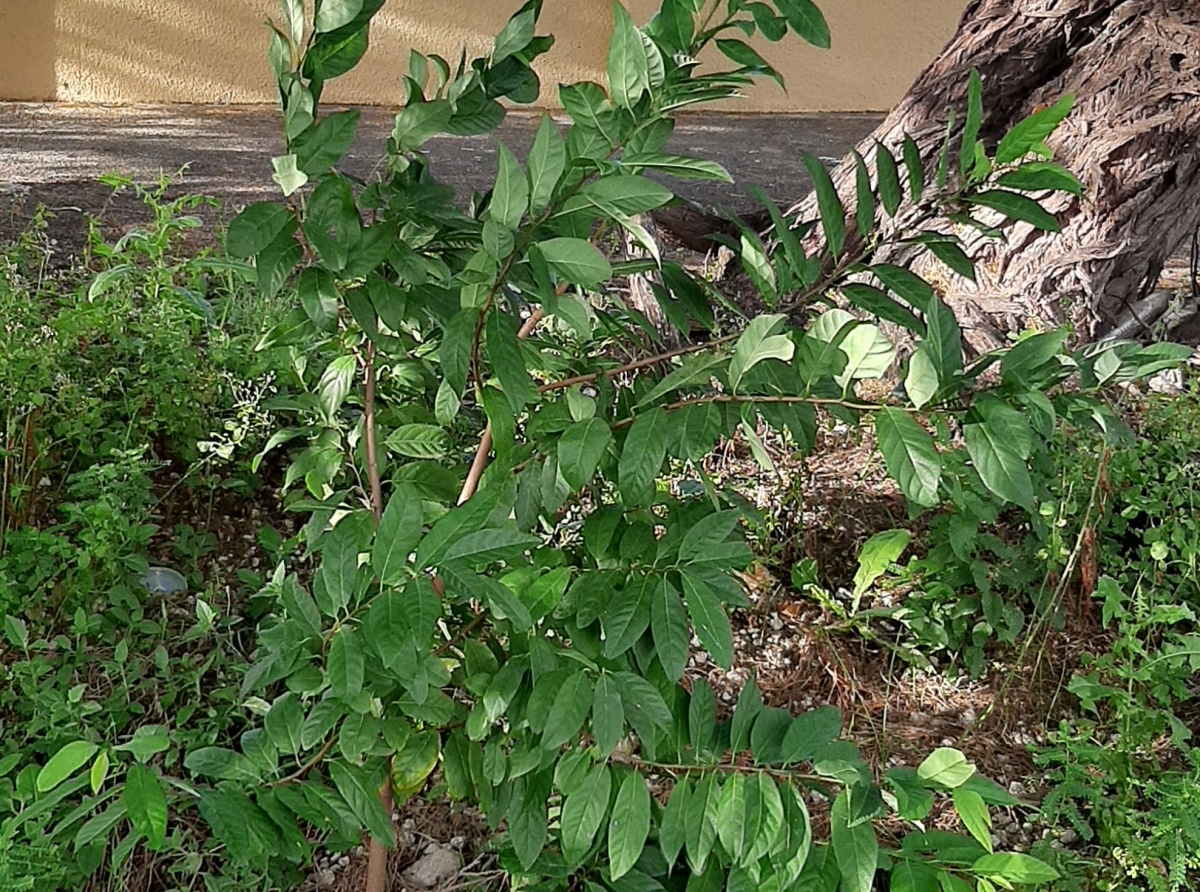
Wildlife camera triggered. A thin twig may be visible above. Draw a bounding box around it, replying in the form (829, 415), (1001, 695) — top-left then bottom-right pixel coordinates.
(458, 308), (545, 506)
(610, 393), (912, 431)
(275, 736), (336, 786)
(538, 332), (739, 395)
(364, 340), (383, 524)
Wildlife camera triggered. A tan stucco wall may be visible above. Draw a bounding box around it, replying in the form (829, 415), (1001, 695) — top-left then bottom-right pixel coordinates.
(0, 2), (57, 101)
(5, 1), (969, 112)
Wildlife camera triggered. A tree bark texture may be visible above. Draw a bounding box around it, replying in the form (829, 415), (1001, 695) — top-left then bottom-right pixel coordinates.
(782, 0), (1200, 342)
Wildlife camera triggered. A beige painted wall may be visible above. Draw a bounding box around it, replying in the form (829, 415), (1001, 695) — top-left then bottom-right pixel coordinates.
(0, 2), (57, 100)
(5, 1), (969, 112)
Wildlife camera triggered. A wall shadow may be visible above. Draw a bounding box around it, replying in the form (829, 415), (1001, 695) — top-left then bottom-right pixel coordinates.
(0, 2), (57, 100)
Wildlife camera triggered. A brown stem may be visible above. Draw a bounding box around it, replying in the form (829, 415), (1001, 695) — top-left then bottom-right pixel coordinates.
(457, 308), (545, 506)
(363, 339), (392, 892)
(364, 340), (383, 525)
(365, 767), (395, 892)
(274, 736), (337, 786)
(610, 393), (910, 431)
(538, 333), (739, 395)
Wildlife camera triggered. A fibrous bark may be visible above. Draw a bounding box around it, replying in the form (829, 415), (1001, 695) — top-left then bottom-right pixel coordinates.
(784, 0), (1200, 342)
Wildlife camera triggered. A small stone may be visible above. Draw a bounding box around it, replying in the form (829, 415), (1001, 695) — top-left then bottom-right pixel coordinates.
(1008, 781), (1026, 797)
(403, 845), (460, 889)
(1060, 828), (1079, 845)
(315, 869), (337, 888)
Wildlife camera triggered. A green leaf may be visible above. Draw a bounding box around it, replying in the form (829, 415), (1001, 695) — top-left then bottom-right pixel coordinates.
(729, 675), (763, 754)
(561, 766), (612, 863)
(593, 674), (626, 757)
(315, 0), (364, 33)
(619, 408), (667, 506)
(491, 143), (529, 231)
(328, 627), (365, 701)
(329, 760), (396, 846)
(871, 264), (934, 312)
(558, 418), (613, 489)
(37, 741), (99, 793)
(969, 190), (1060, 232)
(296, 110), (361, 176)
(924, 297), (963, 384)
(1000, 328), (1069, 387)
(801, 153), (846, 257)
(892, 861), (942, 892)
(875, 141), (902, 216)
(689, 678), (717, 754)
(609, 3), (651, 109)
(740, 232), (777, 301)
(543, 671), (595, 749)
(227, 202), (293, 258)
(996, 161), (1083, 196)
(271, 153), (309, 197)
(264, 693), (305, 756)
(852, 529), (911, 608)
(372, 484), (422, 586)
(917, 747), (976, 788)
(113, 729), (171, 763)
(678, 510), (751, 568)
(444, 529), (540, 565)
(716, 39), (783, 88)
(615, 672), (674, 731)
(185, 747), (261, 782)
(660, 777), (690, 866)
(833, 321), (895, 390)
(831, 789), (878, 892)
(958, 773), (1020, 807)
(392, 98), (454, 153)
(902, 134), (923, 201)
(386, 424), (447, 460)
(996, 94), (1074, 164)
(964, 420), (1034, 511)
(776, 0), (831, 48)
(90, 750), (109, 794)
(639, 351), (727, 407)
(603, 575), (654, 659)
(314, 519), (360, 617)
(509, 774), (550, 869)
(685, 774), (720, 873)
(924, 238), (977, 281)
(905, 347), (939, 409)
(652, 578), (691, 682)
(620, 153), (733, 182)
(528, 114), (566, 212)
(609, 771), (652, 881)
(781, 706), (842, 764)
(853, 150), (875, 238)
(317, 353), (357, 423)
(681, 571), (734, 668)
(566, 174), (676, 216)
(876, 408), (941, 508)
(729, 313), (794, 393)
(538, 237), (613, 288)
(486, 311), (536, 413)
(493, 7), (535, 63)
(953, 787), (993, 853)
(646, 0), (694, 53)
(960, 70), (983, 176)
(717, 773), (748, 861)
(124, 764), (168, 850)
(971, 853), (1059, 884)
